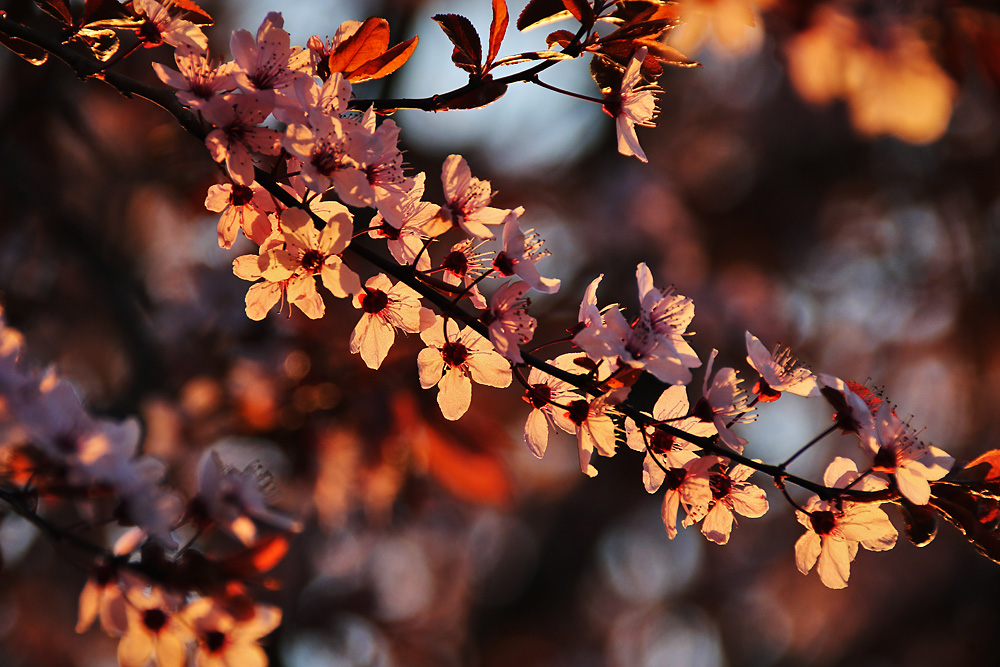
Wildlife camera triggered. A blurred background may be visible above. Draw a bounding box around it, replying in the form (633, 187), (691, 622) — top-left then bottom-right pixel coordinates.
(2, 0), (1000, 665)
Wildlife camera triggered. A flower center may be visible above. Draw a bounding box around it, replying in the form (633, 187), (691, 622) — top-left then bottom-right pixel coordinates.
(440, 250), (468, 277)
(525, 383), (552, 409)
(810, 510), (837, 536)
(492, 251), (516, 276)
(361, 289), (389, 314)
(566, 399), (590, 426)
(692, 396), (715, 422)
(205, 630), (228, 653)
(441, 341), (468, 367)
(230, 184), (255, 207)
(143, 608), (168, 633)
(710, 473), (732, 500)
(300, 249), (324, 273)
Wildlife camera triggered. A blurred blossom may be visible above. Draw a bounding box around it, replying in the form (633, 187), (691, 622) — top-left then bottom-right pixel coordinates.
(284, 618), (393, 667)
(608, 607), (725, 667)
(668, 0), (770, 59)
(369, 535), (434, 622)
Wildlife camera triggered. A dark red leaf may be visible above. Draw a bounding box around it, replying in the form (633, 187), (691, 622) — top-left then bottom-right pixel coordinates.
(930, 484), (1000, 565)
(33, 0), (72, 25)
(0, 32), (48, 66)
(546, 29), (575, 48)
(561, 0), (595, 28)
(517, 0), (571, 32)
(432, 13), (483, 75)
(487, 0), (509, 67)
(168, 0), (213, 25)
(439, 79), (507, 110)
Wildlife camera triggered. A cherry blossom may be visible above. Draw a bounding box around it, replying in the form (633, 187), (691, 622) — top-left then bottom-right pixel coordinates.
(205, 181), (276, 248)
(202, 92), (282, 186)
(602, 46), (659, 162)
(439, 239), (491, 309)
(700, 462), (769, 544)
(692, 349), (754, 452)
(745, 331), (818, 401)
(76, 561), (131, 636)
(492, 213), (561, 294)
(152, 47), (235, 110)
(132, 0), (208, 51)
(369, 173), (440, 271)
(625, 385), (715, 493)
(417, 316), (512, 421)
(865, 403), (953, 505)
(429, 154), (510, 238)
(283, 113), (375, 202)
(658, 456), (717, 539)
(795, 457), (898, 589)
(261, 205), (362, 319)
(195, 450), (303, 546)
(350, 273), (434, 370)
(230, 12), (308, 110)
(480, 281), (536, 363)
(117, 587), (191, 667)
(181, 597), (282, 667)
(565, 395), (617, 477)
(522, 356), (580, 459)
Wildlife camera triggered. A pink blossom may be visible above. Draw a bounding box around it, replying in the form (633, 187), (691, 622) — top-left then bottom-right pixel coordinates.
(745, 331), (818, 401)
(151, 47), (235, 110)
(350, 273), (434, 370)
(369, 173), (440, 272)
(180, 597), (282, 667)
(117, 587), (191, 667)
(439, 239), (491, 309)
(658, 456), (717, 539)
(283, 114), (375, 202)
(866, 403), (953, 505)
(417, 316), (512, 421)
(431, 154), (511, 238)
(700, 462), (769, 544)
(564, 395), (617, 477)
(230, 12), (309, 110)
(492, 213), (561, 294)
(205, 181), (276, 248)
(132, 0), (208, 51)
(602, 46), (658, 162)
(522, 356), (580, 459)
(480, 281), (536, 363)
(692, 349), (754, 452)
(202, 92), (282, 186)
(795, 457), (897, 589)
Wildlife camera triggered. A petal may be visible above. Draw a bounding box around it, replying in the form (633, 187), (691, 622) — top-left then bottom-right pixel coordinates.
(244, 282), (282, 321)
(815, 537), (854, 589)
(794, 531), (821, 575)
(118, 630), (155, 667)
(438, 368), (472, 420)
(524, 409), (549, 458)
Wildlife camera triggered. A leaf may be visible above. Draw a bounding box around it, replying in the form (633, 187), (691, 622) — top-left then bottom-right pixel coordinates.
(643, 41), (699, 68)
(33, 0), (72, 25)
(432, 13), (483, 75)
(546, 29), (576, 48)
(345, 34), (418, 83)
(439, 79), (508, 110)
(900, 498), (938, 547)
(561, 0), (596, 29)
(929, 484), (1000, 565)
(329, 17), (391, 76)
(517, 0), (572, 32)
(492, 50), (574, 67)
(0, 33), (49, 66)
(75, 26), (120, 62)
(951, 449), (1000, 484)
(218, 535), (290, 580)
(487, 0), (509, 68)
(168, 0), (213, 25)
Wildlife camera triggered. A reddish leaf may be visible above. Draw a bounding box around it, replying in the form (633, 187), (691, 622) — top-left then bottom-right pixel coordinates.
(34, 0), (72, 25)
(76, 26), (120, 62)
(517, 0), (571, 32)
(643, 41), (698, 68)
(561, 0), (595, 28)
(930, 484), (1000, 565)
(329, 17), (391, 76)
(439, 79), (508, 109)
(218, 535), (290, 580)
(953, 449), (1000, 484)
(900, 498), (938, 547)
(432, 13), (483, 75)
(345, 34), (419, 83)
(487, 0), (509, 68)
(167, 0), (213, 25)
(0, 33), (48, 66)
(546, 29), (575, 48)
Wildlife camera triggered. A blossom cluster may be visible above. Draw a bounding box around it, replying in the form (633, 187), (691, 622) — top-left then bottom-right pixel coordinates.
(0, 305), (298, 664)
(142, 0), (961, 592)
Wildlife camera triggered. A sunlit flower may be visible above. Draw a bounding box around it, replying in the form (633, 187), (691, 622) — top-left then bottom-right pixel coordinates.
(658, 455), (717, 539)
(369, 173), (440, 272)
(866, 403), (953, 505)
(745, 331), (818, 402)
(564, 395), (617, 477)
(417, 316), (512, 420)
(692, 349), (753, 452)
(205, 181), (276, 248)
(350, 273), (434, 370)
(118, 587), (191, 667)
(602, 46), (658, 162)
(480, 281), (536, 363)
(522, 355), (580, 459)
(492, 212), (561, 294)
(132, 0), (208, 51)
(76, 561), (131, 636)
(429, 154), (510, 238)
(625, 385), (715, 492)
(795, 457), (897, 589)
(700, 461), (768, 544)
(202, 92), (282, 186)
(230, 12), (309, 110)
(439, 238), (491, 309)
(181, 597), (282, 667)
(152, 47), (235, 110)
